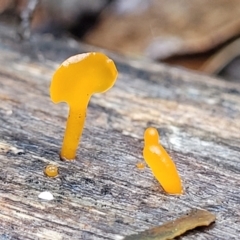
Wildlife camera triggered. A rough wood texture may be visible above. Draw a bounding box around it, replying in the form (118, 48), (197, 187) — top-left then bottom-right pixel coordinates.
(0, 23), (240, 240)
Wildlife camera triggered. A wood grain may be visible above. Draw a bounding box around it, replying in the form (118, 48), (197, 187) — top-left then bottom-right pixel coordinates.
(0, 23), (240, 239)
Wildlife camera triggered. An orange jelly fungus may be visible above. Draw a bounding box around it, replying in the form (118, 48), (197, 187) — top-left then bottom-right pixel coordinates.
(50, 52), (118, 160)
(143, 127), (183, 194)
(44, 164), (59, 177)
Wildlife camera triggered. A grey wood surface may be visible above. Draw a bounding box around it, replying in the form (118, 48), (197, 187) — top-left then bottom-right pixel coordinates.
(0, 23), (239, 240)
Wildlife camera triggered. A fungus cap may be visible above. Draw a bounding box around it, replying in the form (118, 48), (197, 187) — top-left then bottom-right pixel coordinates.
(50, 52), (118, 107)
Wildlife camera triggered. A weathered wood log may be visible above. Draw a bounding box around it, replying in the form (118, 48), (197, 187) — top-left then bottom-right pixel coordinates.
(0, 22), (239, 240)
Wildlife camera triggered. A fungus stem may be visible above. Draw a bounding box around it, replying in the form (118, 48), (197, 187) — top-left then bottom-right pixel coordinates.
(61, 104), (88, 160)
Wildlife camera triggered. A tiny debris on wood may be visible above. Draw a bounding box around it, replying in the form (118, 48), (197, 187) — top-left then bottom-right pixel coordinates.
(0, 142), (25, 155)
(38, 191), (54, 201)
(123, 209), (216, 240)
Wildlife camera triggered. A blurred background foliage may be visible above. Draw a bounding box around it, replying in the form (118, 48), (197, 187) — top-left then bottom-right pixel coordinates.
(1, 0), (240, 81)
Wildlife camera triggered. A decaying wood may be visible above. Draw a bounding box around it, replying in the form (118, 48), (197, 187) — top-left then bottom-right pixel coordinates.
(0, 23), (240, 240)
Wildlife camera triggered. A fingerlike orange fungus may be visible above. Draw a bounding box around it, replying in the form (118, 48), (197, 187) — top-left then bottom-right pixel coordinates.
(143, 127), (183, 194)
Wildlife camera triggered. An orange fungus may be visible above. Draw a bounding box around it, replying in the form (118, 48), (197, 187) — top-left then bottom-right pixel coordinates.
(44, 164), (59, 177)
(143, 127), (183, 194)
(136, 162), (145, 169)
(50, 52), (118, 160)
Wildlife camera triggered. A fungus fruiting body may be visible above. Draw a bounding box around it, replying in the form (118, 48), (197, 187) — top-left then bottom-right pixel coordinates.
(50, 52), (118, 160)
(136, 162), (145, 169)
(44, 164), (59, 177)
(143, 127), (183, 194)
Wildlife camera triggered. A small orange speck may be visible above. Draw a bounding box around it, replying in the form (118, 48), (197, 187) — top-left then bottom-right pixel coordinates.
(136, 162), (145, 169)
(44, 164), (59, 177)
